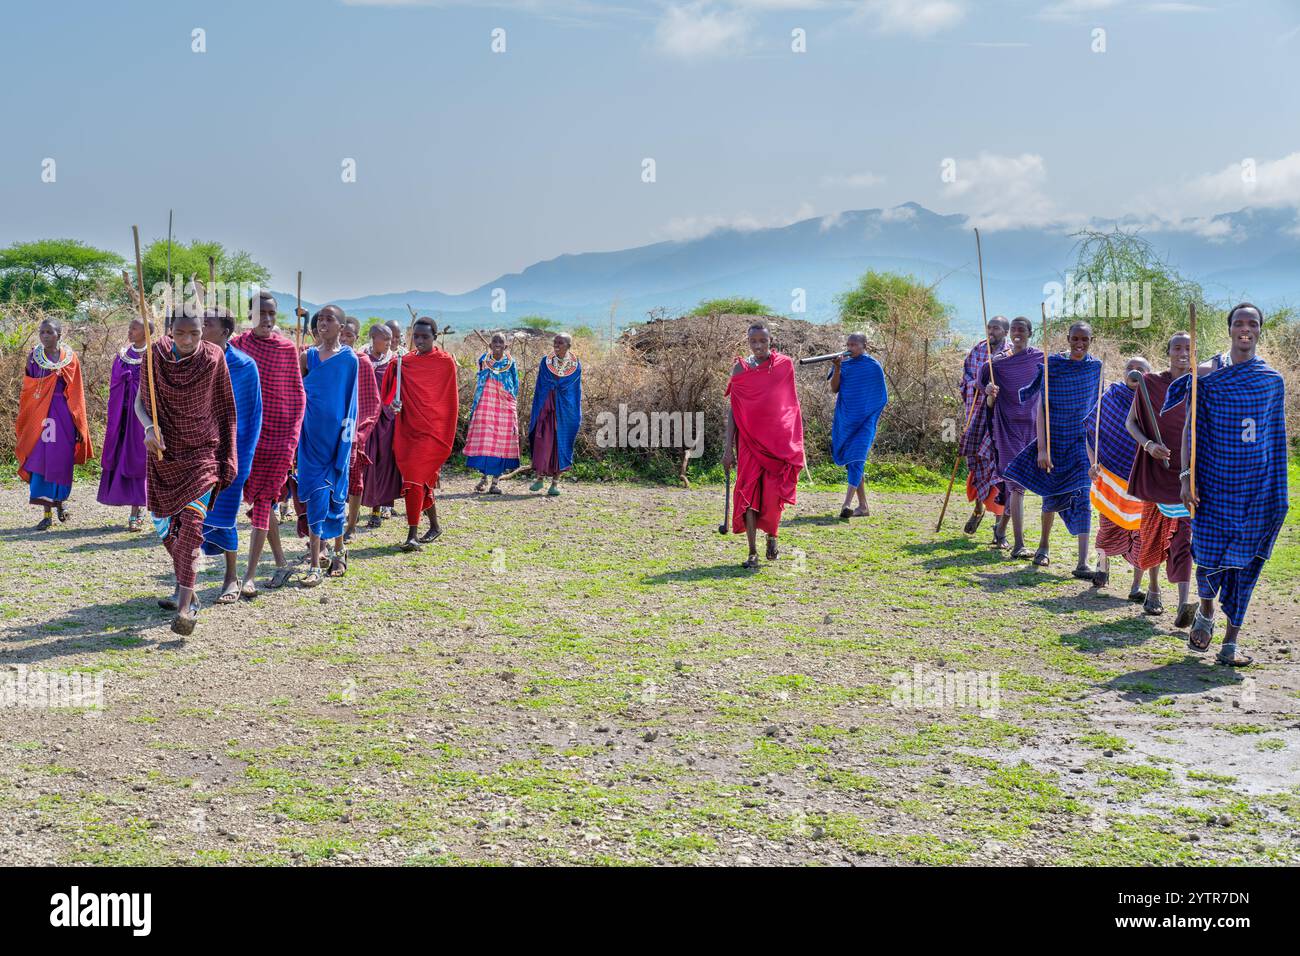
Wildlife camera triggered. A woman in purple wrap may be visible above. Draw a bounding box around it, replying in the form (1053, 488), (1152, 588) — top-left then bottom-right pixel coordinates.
(97, 317), (150, 529)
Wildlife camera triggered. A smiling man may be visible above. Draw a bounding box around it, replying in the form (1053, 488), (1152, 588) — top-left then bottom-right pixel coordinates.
(229, 292), (306, 596)
(1165, 303), (1289, 667)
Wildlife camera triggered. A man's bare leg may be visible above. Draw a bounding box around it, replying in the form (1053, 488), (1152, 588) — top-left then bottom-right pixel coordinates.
(1009, 490), (1025, 553)
(418, 499), (442, 544)
(218, 551), (240, 603)
(345, 495), (361, 541)
(742, 509), (759, 568)
(853, 479), (869, 516)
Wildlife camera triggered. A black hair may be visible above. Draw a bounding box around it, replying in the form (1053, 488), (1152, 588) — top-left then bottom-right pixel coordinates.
(369, 323), (392, 339)
(747, 322), (770, 337)
(988, 315), (1011, 331)
(342, 315), (361, 332)
(249, 290), (276, 309)
(413, 317), (437, 337)
(1067, 320), (1093, 337)
(1010, 316), (1033, 335)
(204, 307), (236, 336)
(1226, 302), (1263, 328)
(40, 318), (63, 335)
(1167, 331), (1191, 354)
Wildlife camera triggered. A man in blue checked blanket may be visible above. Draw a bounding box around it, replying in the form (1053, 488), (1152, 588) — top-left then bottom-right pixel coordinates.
(1165, 303), (1288, 667)
(1003, 321), (1103, 576)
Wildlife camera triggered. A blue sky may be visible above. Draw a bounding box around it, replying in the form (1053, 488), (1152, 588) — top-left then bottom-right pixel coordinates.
(2, 0), (1297, 299)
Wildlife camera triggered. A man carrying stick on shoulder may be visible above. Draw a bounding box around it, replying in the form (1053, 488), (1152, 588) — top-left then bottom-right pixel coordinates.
(137, 311), (238, 636)
(1164, 303), (1288, 667)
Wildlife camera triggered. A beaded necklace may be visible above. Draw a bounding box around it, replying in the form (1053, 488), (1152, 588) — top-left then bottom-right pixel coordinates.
(546, 353), (577, 377)
(118, 344), (144, 366)
(33, 344), (73, 372)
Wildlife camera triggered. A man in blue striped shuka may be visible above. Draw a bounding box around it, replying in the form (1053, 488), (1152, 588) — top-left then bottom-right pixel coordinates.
(1164, 303), (1289, 667)
(828, 332), (888, 521)
(1003, 322), (1103, 575)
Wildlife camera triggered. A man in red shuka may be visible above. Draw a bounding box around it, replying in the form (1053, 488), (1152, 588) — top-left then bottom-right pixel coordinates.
(722, 323), (806, 570)
(380, 317), (460, 551)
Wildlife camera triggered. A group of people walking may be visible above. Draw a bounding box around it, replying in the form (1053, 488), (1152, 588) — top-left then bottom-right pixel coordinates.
(14, 293), (582, 635)
(13, 299), (1288, 669)
(952, 304), (1287, 668)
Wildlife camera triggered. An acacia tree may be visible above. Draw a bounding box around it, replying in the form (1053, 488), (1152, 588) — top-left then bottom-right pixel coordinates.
(140, 238), (270, 291)
(0, 239), (125, 312)
(1064, 230), (1224, 354)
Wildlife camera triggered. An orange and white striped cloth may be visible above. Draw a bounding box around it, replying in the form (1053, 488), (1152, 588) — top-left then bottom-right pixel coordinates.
(1090, 464), (1143, 531)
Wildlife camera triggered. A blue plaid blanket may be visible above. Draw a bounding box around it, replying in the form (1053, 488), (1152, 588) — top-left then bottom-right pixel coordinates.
(1086, 381), (1138, 476)
(1162, 356), (1289, 568)
(1004, 354), (1102, 500)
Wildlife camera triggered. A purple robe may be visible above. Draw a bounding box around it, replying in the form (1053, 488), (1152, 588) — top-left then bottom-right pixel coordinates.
(97, 348), (148, 506)
(361, 355), (403, 507)
(981, 347), (1042, 492)
(23, 356), (76, 500)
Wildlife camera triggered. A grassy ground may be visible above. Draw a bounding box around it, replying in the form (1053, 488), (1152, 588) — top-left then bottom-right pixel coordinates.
(1, 471), (1298, 866)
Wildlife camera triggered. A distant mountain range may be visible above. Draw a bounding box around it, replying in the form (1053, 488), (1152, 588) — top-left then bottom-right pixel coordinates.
(277, 202), (1300, 336)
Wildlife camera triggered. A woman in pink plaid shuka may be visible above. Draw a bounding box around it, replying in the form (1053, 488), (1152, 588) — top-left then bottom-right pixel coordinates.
(463, 333), (520, 494)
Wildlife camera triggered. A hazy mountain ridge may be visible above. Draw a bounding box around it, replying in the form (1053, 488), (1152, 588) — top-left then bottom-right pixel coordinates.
(282, 203), (1300, 335)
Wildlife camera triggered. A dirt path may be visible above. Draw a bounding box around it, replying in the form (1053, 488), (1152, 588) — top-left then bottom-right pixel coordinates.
(1, 477), (1297, 866)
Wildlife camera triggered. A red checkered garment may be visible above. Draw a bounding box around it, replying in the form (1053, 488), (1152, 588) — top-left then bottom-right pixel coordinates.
(462, 376), (520, 460)
(229, 330), (305, 527)
(144, 338), (238, 519)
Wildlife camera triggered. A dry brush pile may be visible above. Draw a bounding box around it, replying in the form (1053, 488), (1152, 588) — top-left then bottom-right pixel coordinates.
(7, 300), (1298, 483)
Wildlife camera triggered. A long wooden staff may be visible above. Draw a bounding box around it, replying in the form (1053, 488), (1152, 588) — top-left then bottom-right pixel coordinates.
(131, 226), (163, 461)
(1130, 371), (1169, 469)
(1091, 360), (1104, 470)
(1187, 303), (1198, 517)
(207, 255), (216, 314)
(296, 271), (304, 350)
(165, 209), (173, 333)
(934, 355), (988, 532)
(974, 227), (996, 388)
(1041, 301), (1052, 472)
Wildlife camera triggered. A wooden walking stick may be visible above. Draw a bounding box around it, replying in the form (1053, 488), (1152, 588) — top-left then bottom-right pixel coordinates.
(934, 382), (985, 533)
(974, 227), (996, 389)
(295, 270), (304, 351)
(207, 255), (216, 314)
(1187, 302), (1198, 517)
(165, 209), (174, 333)
(1041, 301), (1052, 473)
(1092, 360), (1104, 471)
(131, 225), (163, 461)
(1129, 369), (1169, 469)
(719, 462), (732, 534)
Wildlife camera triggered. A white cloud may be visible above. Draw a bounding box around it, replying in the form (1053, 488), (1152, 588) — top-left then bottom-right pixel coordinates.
(853, 0), (967, 36)
(1039, 0), (1213, 19)
(1183, 153), (1300, 209)
(658, 202), (817, 240)
(938, 152), (1064, 230)
(654, 3), (752, 58)
(879, 204), (918, 222)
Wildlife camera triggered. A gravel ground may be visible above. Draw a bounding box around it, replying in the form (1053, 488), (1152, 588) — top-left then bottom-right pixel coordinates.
(1, 474), (1298, 866)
